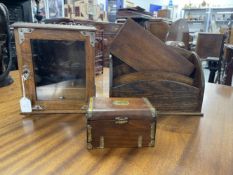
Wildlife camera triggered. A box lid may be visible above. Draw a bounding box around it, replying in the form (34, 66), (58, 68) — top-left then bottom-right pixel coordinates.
(87, 97), (156, 120)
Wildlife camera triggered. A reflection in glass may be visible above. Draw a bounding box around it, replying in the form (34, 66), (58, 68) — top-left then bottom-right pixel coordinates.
(31, 39), (86, 101)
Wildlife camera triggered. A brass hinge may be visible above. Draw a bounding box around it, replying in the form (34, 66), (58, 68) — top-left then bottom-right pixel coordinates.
(149, 122), (156, 147)
(138, 136), (143, 148)
(87, 125), (93, 150)
(86, 97), (94, 119)
(148, 140), (155, 147)
(32, 105), (44, 111)
(87, 125), (92, 142)
(18, 28), (34, 44)
(150, 122), (155, 140)
(81, 105), (88, 111)
(99, 136), (104, 149)
(143, 98), (157, 118)
(80, 31), (95, 47)
(87, 143), (93, 150)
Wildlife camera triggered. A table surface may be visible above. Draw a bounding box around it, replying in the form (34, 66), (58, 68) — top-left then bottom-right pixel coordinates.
(0, 70), (233, 175)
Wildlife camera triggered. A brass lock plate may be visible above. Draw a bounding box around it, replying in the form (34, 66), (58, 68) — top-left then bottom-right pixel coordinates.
(115, 116), (128, 124)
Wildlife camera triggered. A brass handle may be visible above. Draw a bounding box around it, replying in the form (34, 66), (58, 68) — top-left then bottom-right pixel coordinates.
(115, 117), (128, 124)
(32, 105), (44, 111)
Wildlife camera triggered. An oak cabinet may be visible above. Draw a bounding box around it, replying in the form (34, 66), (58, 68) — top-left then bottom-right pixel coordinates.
(13, 22), (96, 114)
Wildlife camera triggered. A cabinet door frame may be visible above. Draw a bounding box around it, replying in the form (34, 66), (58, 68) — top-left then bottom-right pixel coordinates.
(14, 27), (95, 113)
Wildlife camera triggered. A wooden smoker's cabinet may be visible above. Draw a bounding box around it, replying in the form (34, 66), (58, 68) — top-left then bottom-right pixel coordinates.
(13, 22), (96, 114)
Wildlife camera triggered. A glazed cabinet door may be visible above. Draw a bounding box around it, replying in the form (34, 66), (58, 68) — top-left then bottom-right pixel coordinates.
(14, 27), (95, 113)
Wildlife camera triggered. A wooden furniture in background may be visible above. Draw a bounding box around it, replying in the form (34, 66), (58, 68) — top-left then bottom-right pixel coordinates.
(166, 19), (190, 50)
(0, 70), (233, 175)
(230, 28), (233, 44)
(87, 97), (156, 149)
(145, 19), (191, 50)
(94, 29), (104, 74)
(13, 22), (96, 114)
(110, 20), (194, 76)
(44, 18), (122, 69)
(157, 9), (171, 19)
(223, 44), (233, 86)
(110, 19), (204, 114)
(145, 19), (170, 42)
(116, 6), (153, 22)
(195, 33), (224, 59)
(99, 23), (122, 67)
(0, 3), (13, 87)
(195, 33), (225, 83)
(44, 18), (104, 74)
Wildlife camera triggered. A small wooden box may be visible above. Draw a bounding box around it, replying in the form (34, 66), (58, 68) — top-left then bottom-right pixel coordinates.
(86, 97), (156, 149)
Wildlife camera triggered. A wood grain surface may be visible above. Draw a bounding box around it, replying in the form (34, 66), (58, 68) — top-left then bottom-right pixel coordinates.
(0, 70), (233, 175)
(113, 71), (194, 86)
(145, 20), (170, 42)
(110, 19), (195, 76)
(195, 33), (224, 59)
(110, 47), (205, 114)
(111, 80), (200, 112)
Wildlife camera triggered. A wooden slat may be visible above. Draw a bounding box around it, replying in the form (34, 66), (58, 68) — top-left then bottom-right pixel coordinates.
(166, 19), (189, 42)
(111, 80), (200, 112)
(113, 71), (194, 86)
(110, 19), (195, 76)
(145, 20), (170, 42)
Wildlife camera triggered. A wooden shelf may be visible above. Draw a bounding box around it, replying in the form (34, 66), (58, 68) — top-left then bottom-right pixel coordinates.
(186, 20), (204, 23)
(216, 20), (228, 22)
(183, 8), (208, 11)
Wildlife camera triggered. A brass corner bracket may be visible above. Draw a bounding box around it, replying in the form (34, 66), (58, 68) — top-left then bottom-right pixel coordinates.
(80, 31), (95, 47)
(18, 28), (34, 44)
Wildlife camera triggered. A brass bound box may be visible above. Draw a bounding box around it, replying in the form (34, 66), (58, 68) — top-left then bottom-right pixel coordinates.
(86, 97), (157, 149)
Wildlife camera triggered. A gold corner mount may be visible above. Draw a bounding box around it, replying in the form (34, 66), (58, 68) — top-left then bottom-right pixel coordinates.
(148, 140), (155, 147)
(18, 28), (34, 44)
(87, 143), (93, 150)
(87, 125), (92, 142)
(150, 122), (155, 140)
(87, 97), (94, 119)
(99, 136), (104, 149)
(81, 105), (88, 111)
(149, 122), (156, 147)
(143, 98), (156, 118)
(138, 136), (143, 148)
(80, 31), (95, 47)
(32, 105), (44, 111)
